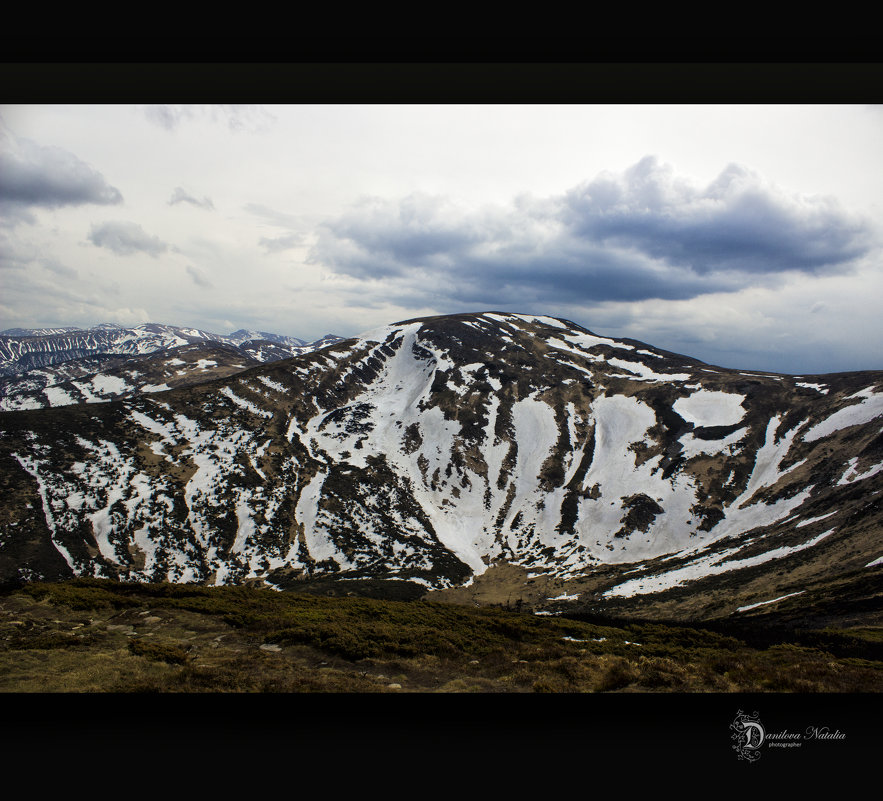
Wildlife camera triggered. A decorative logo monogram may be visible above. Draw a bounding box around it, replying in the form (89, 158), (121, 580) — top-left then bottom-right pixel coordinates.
(731, 710), (766, 762)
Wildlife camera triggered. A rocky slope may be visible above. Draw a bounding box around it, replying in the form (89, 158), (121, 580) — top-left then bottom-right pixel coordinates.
(1, 312), (880, 623)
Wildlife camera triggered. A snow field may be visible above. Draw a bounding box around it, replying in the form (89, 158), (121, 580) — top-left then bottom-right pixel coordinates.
(803, 388), (883, 442)
(673, 390), (746, 427)
(43, 386), (75, 406)
(575, 394), (699, 563)
(90, 375), (131, 395)
(606, 357), (690, 382)
(733, 416), (806, 511)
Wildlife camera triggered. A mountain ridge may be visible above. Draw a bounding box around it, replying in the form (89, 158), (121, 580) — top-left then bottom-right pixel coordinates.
(0, 322), (342, 378)
(1, 311), (880, 625)
(0, 324), (344, 411)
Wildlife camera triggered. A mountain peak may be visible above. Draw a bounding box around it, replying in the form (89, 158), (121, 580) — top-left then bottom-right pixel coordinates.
(1, 310), (881, 626)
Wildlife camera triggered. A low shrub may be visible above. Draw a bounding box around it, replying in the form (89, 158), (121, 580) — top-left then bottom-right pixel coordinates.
(595, 656), (639, 692)
(128, 638), (190, 665)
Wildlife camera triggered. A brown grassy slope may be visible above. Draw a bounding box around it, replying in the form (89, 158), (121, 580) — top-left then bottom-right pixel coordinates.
(1, 579), (880, 693)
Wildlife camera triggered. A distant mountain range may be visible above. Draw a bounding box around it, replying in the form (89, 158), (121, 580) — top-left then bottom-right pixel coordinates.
(0, 323), (342, 410)
(0, 322), (341, 376)
(1, 312), (881, 627)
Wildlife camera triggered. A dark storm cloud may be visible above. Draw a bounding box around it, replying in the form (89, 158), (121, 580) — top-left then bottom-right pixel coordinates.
(88, 221), (168, 257)
(169, 187), (215, 211)
(559, 158), (871, 274)
(309, 158), (876, 307)
(0, 130), (123, 214)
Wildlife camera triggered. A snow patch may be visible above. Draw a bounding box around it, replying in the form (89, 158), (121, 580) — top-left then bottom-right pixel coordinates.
(43, 386), (75, 406)
(804, 388), (883, 442)
(837, 457), (883, 486)
(795, 511), (837, 528)
(796, 382), (829, 394)
(257, 375), (287, 393)
(606, 529), (835, 597)
(674, 390), (746, 427)
(607, 357), (690, 382)
(219, 386), (273, 418)
(511, 314), (568, 329)
(737, 591), (805, 612)
(576, 394), (700, 563)
(89, 374), (131, 396)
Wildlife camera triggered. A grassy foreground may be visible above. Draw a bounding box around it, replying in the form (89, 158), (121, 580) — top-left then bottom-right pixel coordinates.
(1, 578), (881, 693)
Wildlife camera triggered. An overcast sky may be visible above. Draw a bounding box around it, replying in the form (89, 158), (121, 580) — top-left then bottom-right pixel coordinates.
(1, 103), (881, 374)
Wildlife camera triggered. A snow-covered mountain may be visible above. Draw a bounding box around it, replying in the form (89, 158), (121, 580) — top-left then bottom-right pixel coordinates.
(0, 323), (342, 378)
(0, 327), (83, 337)
(0, 324), (343, 410)
(0, 343), (265, 412)
(226, 329), (307, 347)
(1, 312), (881, 623)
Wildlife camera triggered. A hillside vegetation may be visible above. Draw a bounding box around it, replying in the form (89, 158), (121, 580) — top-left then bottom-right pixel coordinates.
(1, 579), (880, 693)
